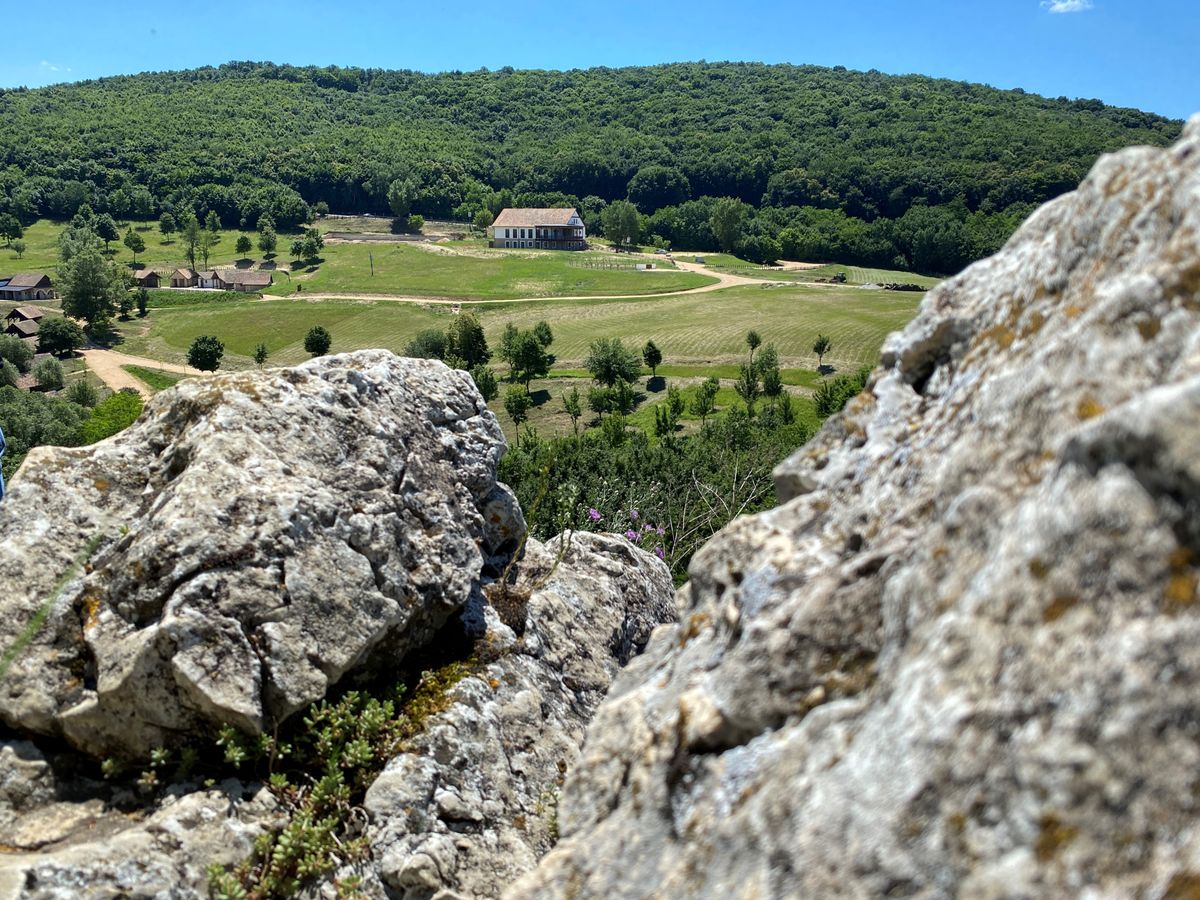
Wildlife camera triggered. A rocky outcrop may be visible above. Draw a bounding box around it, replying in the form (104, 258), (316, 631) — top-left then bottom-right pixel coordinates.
(513, 119), (1200, 898)
(359, 532), (675, 899)
(0, 351), (524, 759)
(0, 533), (673, 899)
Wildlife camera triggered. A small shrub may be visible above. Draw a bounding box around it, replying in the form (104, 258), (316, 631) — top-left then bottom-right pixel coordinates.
(34, 358), (64, 391)
(79, 391), (144, 443)
(65, 379), (99, 407)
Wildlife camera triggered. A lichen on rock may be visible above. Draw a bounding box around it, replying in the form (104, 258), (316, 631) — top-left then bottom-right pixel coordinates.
(0, 351), (524, 760)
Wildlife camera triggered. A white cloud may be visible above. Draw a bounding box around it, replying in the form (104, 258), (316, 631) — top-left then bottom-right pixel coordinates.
(39, 60), (59, 72)
(1041, 0), (1094, 12)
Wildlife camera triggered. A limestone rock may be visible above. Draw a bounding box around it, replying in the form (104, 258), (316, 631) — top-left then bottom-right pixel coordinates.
(0, 351), (522, 759)
(512, 119), (1200, 897)
(364, 532), (676, 899)
(0, 777), (282, 899)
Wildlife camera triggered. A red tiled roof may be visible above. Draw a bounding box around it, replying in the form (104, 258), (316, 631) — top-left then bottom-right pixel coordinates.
(491, 208), (580, 228)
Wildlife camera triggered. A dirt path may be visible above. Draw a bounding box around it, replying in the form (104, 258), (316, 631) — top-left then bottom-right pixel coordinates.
(81, 349), (203, 396)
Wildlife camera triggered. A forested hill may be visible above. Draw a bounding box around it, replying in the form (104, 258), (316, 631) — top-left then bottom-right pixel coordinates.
(0, 61), (1182, 273)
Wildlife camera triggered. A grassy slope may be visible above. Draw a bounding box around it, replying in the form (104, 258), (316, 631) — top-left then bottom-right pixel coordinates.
(118, 282), (919, 372)
(265, 241), (712, 299)
(4, 221), (714, 301)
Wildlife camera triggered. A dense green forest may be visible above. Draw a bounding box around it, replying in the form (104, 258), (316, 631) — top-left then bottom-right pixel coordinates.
(0, 61), (1181, 273)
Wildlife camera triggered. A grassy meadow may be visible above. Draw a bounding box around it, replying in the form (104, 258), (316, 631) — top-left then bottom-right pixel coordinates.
(113, 278), (921, 437)
(4, 221), (714, 301)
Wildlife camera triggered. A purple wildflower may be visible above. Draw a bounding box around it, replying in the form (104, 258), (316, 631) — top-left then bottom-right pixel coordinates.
(629, 509), (639, 520)
(588, 508), (602, 521)
(654, 546), (665, 560)
(656, 525), (665, 536)
(624, 529), (638, 540)
(642, 523), (654, 532)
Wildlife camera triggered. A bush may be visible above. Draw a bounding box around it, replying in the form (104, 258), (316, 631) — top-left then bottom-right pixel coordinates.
(0, 334), (34, 373)
(79, 391), (144, 444)
(33, 358), (64, 391)
(0, 359), (19, 388)
(404, 328), (447, 360)
(470, 365), (498, 401)
(65, 379), (99, 407)
(0, 385), (91, 480)
(813, 366), (872, 418)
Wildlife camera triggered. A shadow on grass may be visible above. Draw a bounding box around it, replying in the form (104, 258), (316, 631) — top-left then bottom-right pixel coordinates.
(646, 375), (665, 393)
(529, 389), (552, 408)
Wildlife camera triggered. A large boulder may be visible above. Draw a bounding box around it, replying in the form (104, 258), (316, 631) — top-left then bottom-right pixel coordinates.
(0, 351), (524, 759)
(512, 119), (1200, 897)
(0, 533), (675, 899)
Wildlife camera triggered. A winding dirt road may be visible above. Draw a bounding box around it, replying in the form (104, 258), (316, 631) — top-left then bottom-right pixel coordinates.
(80, 349), (203, 396)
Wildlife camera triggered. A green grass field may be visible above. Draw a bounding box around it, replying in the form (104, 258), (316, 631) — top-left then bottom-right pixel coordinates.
(122, 365), (185, 391)
(117, 281), (919, 373)
(264, 240), (713, 300)
(692, 253), (941, 288)
(4, 221), (715, 302)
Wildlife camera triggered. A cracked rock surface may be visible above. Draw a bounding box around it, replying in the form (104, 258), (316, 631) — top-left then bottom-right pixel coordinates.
(359, 532), (676, 899)
(512, 118), (1200, 898)
(0, 351), (523, 759)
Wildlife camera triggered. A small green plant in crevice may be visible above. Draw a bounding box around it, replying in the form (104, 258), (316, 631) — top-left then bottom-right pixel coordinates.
(207, 658), (480, 898)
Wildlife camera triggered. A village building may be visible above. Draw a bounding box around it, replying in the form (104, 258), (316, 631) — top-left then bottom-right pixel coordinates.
(224, 271), (272, 292)
(4, 306), (44, 326)
(0, 274), (56, 302)
(134, 270), (160, 288)
(170, 268), (199, 288)
(4, 318), (39, 340)
(197, 270), (224, 289)
(488, 208), (587, 250)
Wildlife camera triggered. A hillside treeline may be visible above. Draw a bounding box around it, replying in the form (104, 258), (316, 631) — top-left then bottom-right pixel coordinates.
(0, 61), (1180, 273)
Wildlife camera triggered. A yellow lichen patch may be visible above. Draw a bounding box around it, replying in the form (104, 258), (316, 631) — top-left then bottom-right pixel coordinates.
(1020, 310), (1047, 338)
(81, 592), (103, 630)
(1165, 873), (1200, 900)
(93, 478), (110, 493)
(1137, 318), (1163, 340)
(1034, 813), (1079, 863)
(1043, 594), (1079, 623)
(1064, 305), (1085, 319)
(975, 324), (1016, 351)
(1165, 572), (1198, 610)
(1076, 396), (1105, 420)
(678, 612), (712, 648)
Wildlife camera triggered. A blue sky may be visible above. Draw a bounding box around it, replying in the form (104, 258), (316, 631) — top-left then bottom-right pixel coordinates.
(1, 0), (1195, 119)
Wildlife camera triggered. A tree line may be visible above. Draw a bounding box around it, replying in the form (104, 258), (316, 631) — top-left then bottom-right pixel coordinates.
(0, 61), (1180, 274)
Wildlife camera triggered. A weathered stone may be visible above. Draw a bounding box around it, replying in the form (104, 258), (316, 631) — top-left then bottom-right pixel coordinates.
(364, 532), (675, 899)
(0, 779), (281, 899)
(0, 352), (522, 759)
(512, 118), (1200, 898)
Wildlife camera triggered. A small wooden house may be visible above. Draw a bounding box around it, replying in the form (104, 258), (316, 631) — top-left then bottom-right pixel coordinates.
(197, 270), (225, 289)
(224, 271), (273, 292)
(170, 268), (199, 288)
(4, 305), (44, 325)
(134, 270), (160, 288)
(4, 318), (39, 339)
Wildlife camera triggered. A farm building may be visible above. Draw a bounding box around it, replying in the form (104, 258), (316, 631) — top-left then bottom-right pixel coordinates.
(197, 270), (223, 289)
(488, 208), (586, 250)
(134, 270), (160, 288)
(0, 274), (56, 301)
(4, 319), (38, 339)
(4, 306), (44, 325)
(171, 268), (199, 288)
(223, 270), (272, 292)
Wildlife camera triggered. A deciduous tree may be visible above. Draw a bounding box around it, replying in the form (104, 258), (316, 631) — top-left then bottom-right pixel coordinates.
(187, 335), (224, 371)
